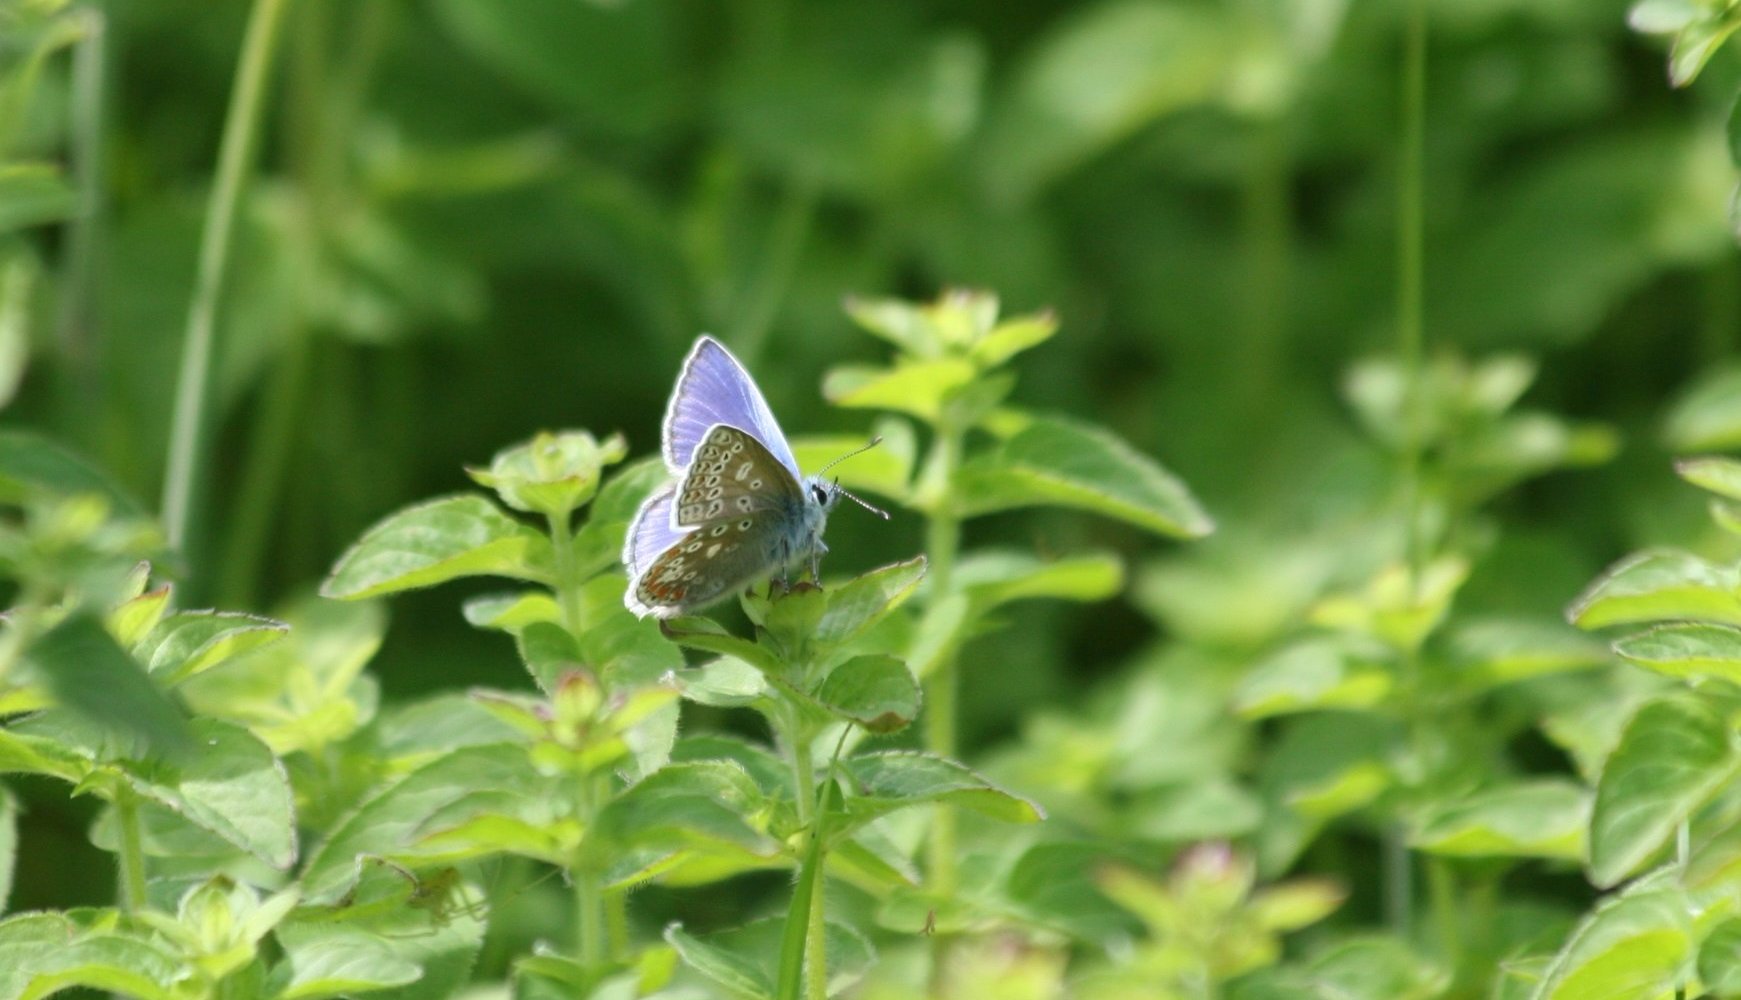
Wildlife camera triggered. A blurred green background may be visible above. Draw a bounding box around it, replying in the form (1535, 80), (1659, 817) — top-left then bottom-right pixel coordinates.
(5, 0), (1741, 943)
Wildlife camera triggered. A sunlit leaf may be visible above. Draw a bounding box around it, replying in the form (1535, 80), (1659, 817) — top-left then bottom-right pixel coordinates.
(955, 416), (1213, 538)
(1530, 887), (1690, 1000)
(1412, 781), (1589, 860)
(321, 495), (552, 600)
(840, 751), (1043, 826)
(134, 611), (289, 687)
(1567, 550), (1741, 629)
(1590, 695), (1740, 887)
(815, 655), (920, 733)
(1613, 622), (1741, 683)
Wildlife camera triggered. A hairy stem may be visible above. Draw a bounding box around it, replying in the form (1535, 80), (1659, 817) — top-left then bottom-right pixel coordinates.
(161, 0), (292, 554)
(114, 789), (149, 912)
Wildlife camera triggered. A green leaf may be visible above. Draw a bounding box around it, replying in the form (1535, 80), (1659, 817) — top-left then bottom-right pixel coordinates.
(1613, 622), (1741, 682)
(269, 926), (422, 1000)
(572, 457), (669, 578)
(663, 923), (773, 1000)
(822, 358), (978, 422)
(1232, 639), (1392, 719)
(1448, 618), (1611, 689)
(666, 917), (874, 1000)
(591, 761), (777, 863)
(1676, 455), (1741, 500)
(107, 583), (172, 650)
(790, 418), (918, 502)
(465, 429), (627, 518)
(955, 416), (1213, 538)
(1590, 696), (1741, 887)
(1567, 550), (1741, 629)
(1700, 917), (1741, 996)
(673, 658), (770, 708)
(1530, 888), (1691, 1000)
(1669, 10), (1741, 86)
(513, 621), (583, 693)
(958, 550), (1124, 609)
(843, 295), (945, 358)
(321, 495), (552, 600)
(133, 610), (289, 687)
(815, 557), (927, 646)
(658, 617), (787, 679)
(841, 751), (1043, 825)
(815, 655), (920, 733)
(971, 311), (1058, 367)
(0, 432), (145, 515)
(300, 744), (550, 902)
(576, 574), (686, 687)
(460, 591), (561, 634)
(0, 913), (188, 1000)
(1412, 781), (1589, 860)
(27, 613), (195, 760)
(0, 723), (88, 783)
(1664, 366), (1741, 451)
(123, 719), (298, 870)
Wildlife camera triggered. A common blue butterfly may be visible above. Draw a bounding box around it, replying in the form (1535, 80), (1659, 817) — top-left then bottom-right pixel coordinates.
(623, 335), (885, 618)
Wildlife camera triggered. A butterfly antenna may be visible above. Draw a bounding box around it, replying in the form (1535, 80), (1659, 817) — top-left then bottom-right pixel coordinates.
(834, 480), (890, 520)
(818, 435), (883, 476)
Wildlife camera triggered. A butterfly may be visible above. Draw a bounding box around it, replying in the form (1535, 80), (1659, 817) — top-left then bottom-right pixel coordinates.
(623, 335), (886, 619)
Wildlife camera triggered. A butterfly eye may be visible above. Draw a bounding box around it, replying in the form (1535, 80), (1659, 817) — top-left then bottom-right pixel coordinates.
(811, 484), (829, 505)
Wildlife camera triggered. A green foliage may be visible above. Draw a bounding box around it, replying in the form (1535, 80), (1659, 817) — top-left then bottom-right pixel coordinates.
(8, 0), (1741, 995)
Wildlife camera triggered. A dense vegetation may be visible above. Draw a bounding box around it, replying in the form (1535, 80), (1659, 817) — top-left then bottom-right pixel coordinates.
(7, 0), (1741, 997)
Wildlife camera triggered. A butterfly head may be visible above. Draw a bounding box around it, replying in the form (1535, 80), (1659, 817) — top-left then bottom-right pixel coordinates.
(808, 478), (841, 513)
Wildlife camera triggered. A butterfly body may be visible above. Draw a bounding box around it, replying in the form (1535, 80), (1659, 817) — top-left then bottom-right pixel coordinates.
(624, 338), (845, 619)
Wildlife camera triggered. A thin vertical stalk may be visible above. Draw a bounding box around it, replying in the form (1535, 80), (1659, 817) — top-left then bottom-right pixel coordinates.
(114, 789), (148, 911)
(921, 421), (965, 998)
(161, 0), (292, 552)
(55, 7), (106, 444)
(777, 722), (822, 1000)
(549, 513), (586, 636)
(805, 863), (828, 1000)
(1235, 119), (1290, 422)
(730, 177), (819, 365)
(1386, 0), (1429, 944)
(549, 508), (606, 963)
(1397, 0), (1428, 589)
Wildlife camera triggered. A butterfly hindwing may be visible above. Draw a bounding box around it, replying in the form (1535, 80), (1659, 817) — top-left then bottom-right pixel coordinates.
(632, 509), (789, 613)
(672, 424), (802, 528)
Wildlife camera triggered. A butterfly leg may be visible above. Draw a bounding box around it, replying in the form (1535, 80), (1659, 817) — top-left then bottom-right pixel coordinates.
(808, 538), (829, 586)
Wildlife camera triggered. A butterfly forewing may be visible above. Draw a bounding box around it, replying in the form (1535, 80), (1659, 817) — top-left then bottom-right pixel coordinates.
(673, 424), (801, 528)
(663, 337), (800, 476)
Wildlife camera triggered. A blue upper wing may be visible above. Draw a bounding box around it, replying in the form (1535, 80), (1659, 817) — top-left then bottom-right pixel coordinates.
(662, 336), (801, 477)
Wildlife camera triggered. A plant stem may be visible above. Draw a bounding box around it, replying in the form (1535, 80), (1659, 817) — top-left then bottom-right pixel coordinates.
(921, 421), (965, 997)
(730, 176), (818, 365)
(114, 789), (148, 911)
(1397, 0), (1428, 590)
(778, 727), (829, 1000)
(806, 857), (829, 1000)
(54, 7), (106, 451)
(1236, 118), (1290, 423)
(161, 0), (291, 554)
(1386, 0), (1429, 946)
(548, 512), (586, 635)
